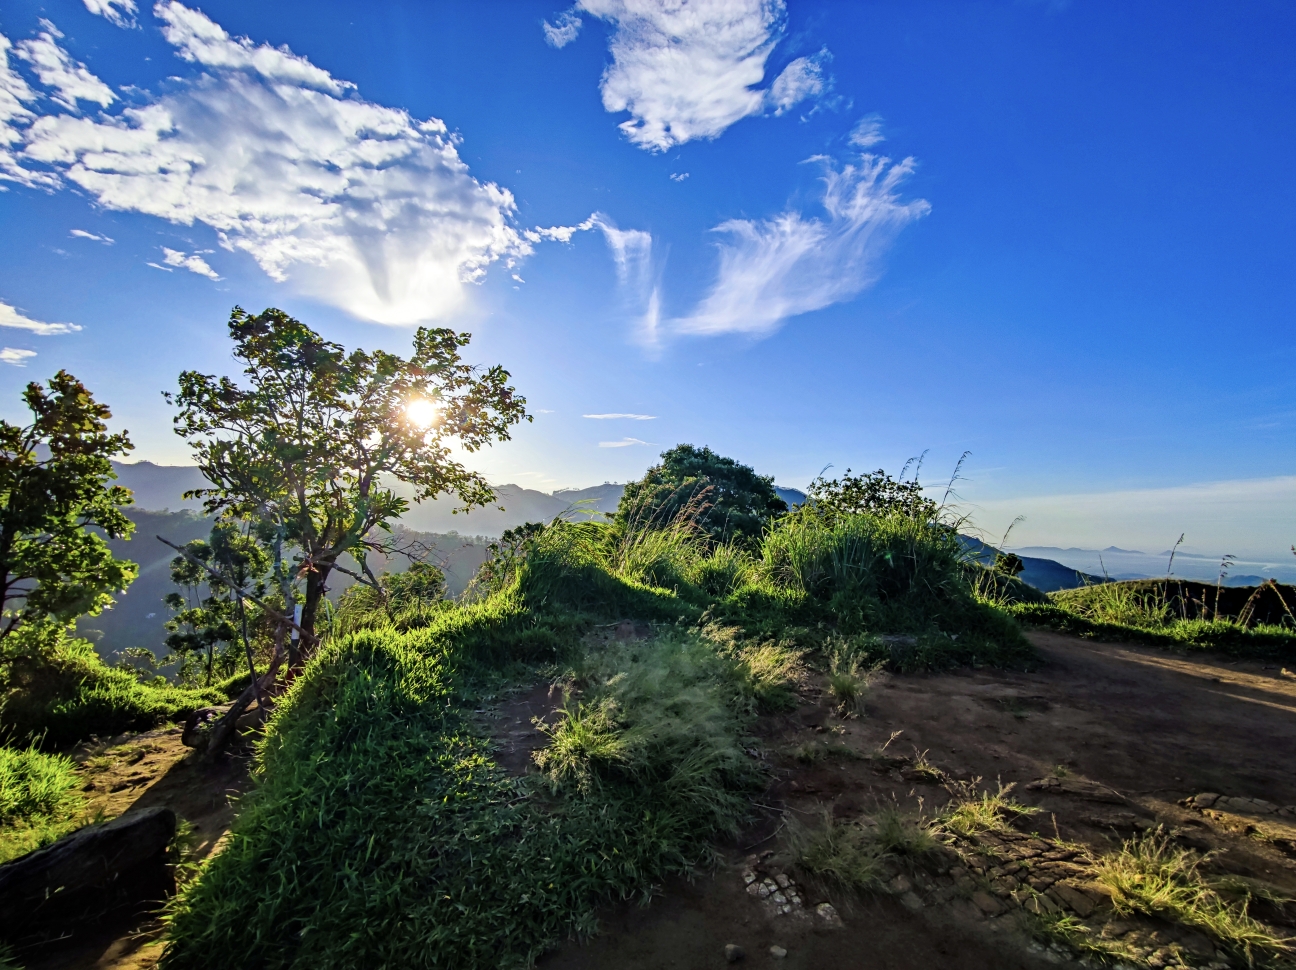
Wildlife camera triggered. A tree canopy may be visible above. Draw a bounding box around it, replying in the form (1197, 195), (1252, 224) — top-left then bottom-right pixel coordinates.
(0, 371), (137, 648)
(168, 307), (529, 663)
(802, 467), (938, 522)
(614, 444), (787, 544)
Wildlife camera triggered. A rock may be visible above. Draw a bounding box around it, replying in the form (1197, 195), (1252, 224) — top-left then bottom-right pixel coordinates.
(1049, 882), (1097, 917)
(971, 890), (1006, 916)
(724, 944), (746, 962)
(769, 945), (787, 959)
(889, 873), (913, 894)
(774, 872), (791, 888)
(1190, 793), (1220, 809)
(900, 891), (925, 911)
(814, 902), (843, 928)
(0, 807), (176, 938)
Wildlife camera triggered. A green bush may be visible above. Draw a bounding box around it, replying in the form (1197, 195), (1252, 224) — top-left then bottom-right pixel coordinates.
(1, 635), (221, 749)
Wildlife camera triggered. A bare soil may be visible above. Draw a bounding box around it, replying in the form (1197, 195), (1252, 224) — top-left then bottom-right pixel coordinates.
(536, 630), (1296, 970)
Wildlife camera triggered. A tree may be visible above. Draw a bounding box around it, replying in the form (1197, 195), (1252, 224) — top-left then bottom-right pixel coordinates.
(615, 444), (787, 544)
(168, 307), (529, 668)
(164, 522), (270, 686)
(0, 371), (137, 648)
(802, 467), (938, 522)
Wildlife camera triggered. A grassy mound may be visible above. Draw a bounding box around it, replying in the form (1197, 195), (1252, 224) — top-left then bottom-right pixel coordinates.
(161, 513), (1032, 969)
(0, 743), (85, 864)
(1, 635), (222, 749)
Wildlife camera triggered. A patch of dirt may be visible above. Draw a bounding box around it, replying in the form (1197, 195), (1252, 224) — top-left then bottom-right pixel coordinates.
(14, 724), (256, 970)
(540, 631), (1296, 970)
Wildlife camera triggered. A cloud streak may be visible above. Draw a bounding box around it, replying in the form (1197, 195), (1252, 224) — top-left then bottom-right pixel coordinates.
(557, 0), (827, 151)
(15, 22), (116, 111)
(598, 437), (650, 447)
(9, 4), (570, 325)
(0, 348), (37, 366)
(70, 228), (113, 243)
(159, 246), (220, 279)
(0, 300), (81, 335)
(82, 0), (139, 29)
(583, 412), (656, 419)
(674, 153), (929, 336)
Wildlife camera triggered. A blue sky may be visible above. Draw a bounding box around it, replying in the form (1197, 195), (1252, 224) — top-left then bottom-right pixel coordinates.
(0, 0), (1292, 557)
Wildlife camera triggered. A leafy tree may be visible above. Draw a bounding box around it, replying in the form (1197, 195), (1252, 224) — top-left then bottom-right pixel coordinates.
(0, 371), (137, 648)
(615, 444), (787, 544)
(993, 552), (1025, 577)
(164, 522), (270, 686)
(803, 467), (938, 522)
(168, 307), (529, 667)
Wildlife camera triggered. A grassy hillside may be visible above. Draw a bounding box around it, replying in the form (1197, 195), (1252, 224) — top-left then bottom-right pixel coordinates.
(159, 510), (1032, 969)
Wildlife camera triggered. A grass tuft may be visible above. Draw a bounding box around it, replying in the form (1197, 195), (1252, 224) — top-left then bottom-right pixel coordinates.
(937, 779), (1041, 837)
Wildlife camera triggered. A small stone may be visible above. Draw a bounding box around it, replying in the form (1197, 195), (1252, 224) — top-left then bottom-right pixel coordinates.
(900, 891), (925, 911)
(742, 869), (757, 885)
(971, 890), (1006, 916)
(775, 873), (791, 888)
(757, 883), (772, 898)
(724, 944), (746, 963)
(769, 945), (787, 959)
(746, 883), (761, 897)
(889, 873), (913, 894)
(815, 902), (843, 928)
(1049, 882), (1096, 917)
(772, 891), (787, 905)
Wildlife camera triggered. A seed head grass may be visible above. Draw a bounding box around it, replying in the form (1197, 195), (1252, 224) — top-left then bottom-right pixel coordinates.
(936, 779), (1041, 837)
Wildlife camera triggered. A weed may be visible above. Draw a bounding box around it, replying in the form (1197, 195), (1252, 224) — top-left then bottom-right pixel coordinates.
(872, 806), (937, 857)
(908, 748), (945, 784)
(732, 641), (802, 713)
(937, 779), (1041, 837)
(826, 652), (873, 718)
(788, 740), (861, 765)
(794, 810), (887, 893)
(1091, 828), (1294, 964)
(533, 699), (627, 791)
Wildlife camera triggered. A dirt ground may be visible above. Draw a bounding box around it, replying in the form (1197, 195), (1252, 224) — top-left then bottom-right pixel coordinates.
(13, 630), (1296, 969)
(537, 630), (1296, 970)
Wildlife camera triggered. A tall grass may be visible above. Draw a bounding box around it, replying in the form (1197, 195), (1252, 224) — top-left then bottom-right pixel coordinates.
(0, 743), (86, 864)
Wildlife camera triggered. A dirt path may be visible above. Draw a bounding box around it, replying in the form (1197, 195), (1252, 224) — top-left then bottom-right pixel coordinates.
(539, 631), (1296, 970)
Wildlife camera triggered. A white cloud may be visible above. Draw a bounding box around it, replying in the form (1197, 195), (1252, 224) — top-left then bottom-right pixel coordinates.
(599, 437), (650, 447)
(583, 412), (656, 419)
(543, 9), (583, 48)
(675, 154), (929, 335)
(670, 171), (689, 182)
(572, 0), (825, 151)
(0, 300), (81, 335)
(16, 3), (544, 325)
(160, 246), (220, 279)
(849, 114), (884, 148)
(0, 347), (37, 366)
(83, 0), (139, 29)
(15, 22), (116, 111)
(0, 35), (47, 188)
(767, 49), (828, 115)
(70, 228), (113, 243)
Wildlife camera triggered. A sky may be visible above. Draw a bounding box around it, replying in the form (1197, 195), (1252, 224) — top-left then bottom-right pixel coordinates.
(0, 0), (1292, 559)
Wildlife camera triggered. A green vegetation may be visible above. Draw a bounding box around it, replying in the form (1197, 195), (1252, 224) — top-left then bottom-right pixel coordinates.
(2, 630), (220, 749)
(615, 443), (788, 544)
(159, 468), (1034, 968)
(1091, 828), (1293, 965)
(936, 779), (1040, 837)
(1010, 577), (1296, 660)
(0, 743), (86, 864)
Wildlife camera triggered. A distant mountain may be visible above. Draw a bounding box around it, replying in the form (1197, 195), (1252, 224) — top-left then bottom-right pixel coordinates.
(112, 461), (208, 512)
(961, 537), (1100, 593)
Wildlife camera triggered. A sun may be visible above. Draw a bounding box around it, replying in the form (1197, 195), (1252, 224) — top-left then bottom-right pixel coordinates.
(404, 397), (440, 429)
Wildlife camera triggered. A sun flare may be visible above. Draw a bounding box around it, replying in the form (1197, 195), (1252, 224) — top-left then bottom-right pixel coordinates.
(404, 397), (440, 429)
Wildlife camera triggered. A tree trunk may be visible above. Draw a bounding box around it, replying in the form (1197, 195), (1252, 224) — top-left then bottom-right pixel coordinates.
(300, 562), (331, 657)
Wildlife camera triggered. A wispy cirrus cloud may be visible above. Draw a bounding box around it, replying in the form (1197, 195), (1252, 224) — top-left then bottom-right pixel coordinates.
(548, 0), (829, 151)
(583, 412), (656, 420)
(0, 300), (81, 335)
(70, 228), (113, 243)
(8, 4), (588, 325)
(598, 437), (650, 448)
(82, 0), (139, 29)
(675, 153), (929, 336)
